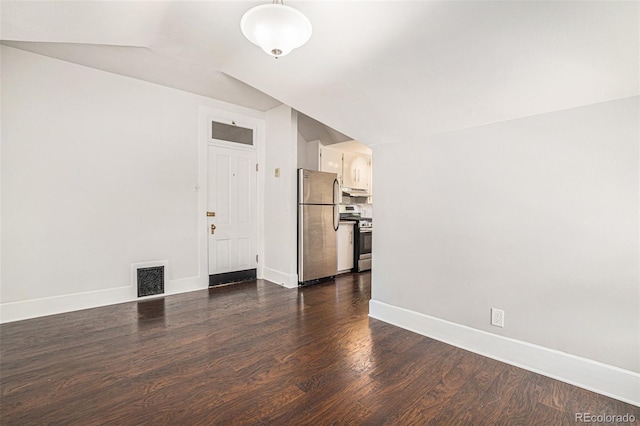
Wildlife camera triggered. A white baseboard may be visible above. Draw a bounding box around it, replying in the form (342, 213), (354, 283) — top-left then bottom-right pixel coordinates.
(0, 275), (207, 324)
(262, 267), (298, 289)
(369, 299), (640, 407)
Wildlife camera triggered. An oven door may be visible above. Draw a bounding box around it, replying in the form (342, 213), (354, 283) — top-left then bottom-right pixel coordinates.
(357, 228), (372, 271)
(359, 229), (372, 256)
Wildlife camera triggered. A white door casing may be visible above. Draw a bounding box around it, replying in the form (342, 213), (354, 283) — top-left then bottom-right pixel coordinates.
(207, 145), (257, 276)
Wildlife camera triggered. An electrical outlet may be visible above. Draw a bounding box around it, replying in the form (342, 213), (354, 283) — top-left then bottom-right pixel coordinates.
(491, 308), (505, 328)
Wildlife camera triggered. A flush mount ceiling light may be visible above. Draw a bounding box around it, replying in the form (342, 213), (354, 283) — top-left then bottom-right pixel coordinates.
(240, 0), (312, 59)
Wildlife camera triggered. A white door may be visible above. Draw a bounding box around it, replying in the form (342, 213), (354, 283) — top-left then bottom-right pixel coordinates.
(207, 146), (257, 278)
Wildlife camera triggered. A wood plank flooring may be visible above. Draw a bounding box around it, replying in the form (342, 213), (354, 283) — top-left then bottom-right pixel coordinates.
(1, 272), (638, 425)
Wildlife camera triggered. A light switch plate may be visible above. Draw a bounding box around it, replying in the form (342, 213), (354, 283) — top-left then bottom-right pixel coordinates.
(491, 308), (505, 327)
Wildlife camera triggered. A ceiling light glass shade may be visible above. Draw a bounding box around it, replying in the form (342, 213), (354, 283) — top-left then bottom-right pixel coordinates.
(241, 3), (312, 58)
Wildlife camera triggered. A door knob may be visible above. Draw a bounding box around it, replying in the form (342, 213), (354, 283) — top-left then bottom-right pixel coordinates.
(211, 224), (216, 235)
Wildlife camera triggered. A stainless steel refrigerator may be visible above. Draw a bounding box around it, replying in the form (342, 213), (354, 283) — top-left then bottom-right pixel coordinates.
(298, 169), (340, 284)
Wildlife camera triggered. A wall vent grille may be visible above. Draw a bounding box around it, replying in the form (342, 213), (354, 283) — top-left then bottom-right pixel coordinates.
(137, 266), (165, 297)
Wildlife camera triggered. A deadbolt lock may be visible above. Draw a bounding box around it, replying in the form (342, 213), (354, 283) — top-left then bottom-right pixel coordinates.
(207, 211), (216, 217)
(211, 224), (216, 235)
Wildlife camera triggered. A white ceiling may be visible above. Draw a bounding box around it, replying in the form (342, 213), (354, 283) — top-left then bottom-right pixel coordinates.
(2, 1), (638, 146)
(297, 112), (352, 145)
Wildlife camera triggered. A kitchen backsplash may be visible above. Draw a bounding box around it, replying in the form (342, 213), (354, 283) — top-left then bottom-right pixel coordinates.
(360, 204), (373, 218)
(338, 203), (372, 218)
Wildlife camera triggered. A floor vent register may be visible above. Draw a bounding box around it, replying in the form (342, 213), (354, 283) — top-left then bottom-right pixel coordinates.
(137, 266), (165, 297)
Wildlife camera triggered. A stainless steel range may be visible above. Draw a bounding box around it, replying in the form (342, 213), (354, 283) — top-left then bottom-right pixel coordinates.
(355, 218), (372, 272)
(339, 205), (372, 272)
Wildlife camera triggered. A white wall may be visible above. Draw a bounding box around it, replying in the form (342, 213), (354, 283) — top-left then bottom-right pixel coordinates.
(0, 46), (266, 321)
(262, 105), (299, 288)
(371, 97), (639, 401)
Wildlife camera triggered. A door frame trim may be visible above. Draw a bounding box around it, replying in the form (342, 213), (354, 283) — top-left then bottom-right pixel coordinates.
(198, 105), (266, 289)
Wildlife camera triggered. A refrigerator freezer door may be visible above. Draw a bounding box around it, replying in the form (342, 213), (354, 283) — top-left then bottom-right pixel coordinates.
(299, 169), (338, 205)
(298, 204), (338, 282)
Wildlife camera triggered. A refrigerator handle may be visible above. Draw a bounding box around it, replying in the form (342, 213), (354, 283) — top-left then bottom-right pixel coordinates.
(333, 178), (340, 231)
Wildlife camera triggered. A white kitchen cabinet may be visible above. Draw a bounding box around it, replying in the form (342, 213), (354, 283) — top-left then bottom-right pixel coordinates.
(337, 221), (355, 273)
(319, 145), (343, 185)
(342, 152), (372, 192)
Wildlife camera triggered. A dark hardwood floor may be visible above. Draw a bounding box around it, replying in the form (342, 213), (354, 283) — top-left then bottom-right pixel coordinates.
(1, 272), (638, 425)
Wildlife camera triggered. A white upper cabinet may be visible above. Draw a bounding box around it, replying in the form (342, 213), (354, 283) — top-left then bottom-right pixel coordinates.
(319, 145), (343, 185)
(342, 151), (372, 192)
(318, 142), (372, 197)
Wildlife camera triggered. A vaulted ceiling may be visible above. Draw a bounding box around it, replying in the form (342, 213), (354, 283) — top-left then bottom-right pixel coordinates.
(2, 1), (638, 146)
